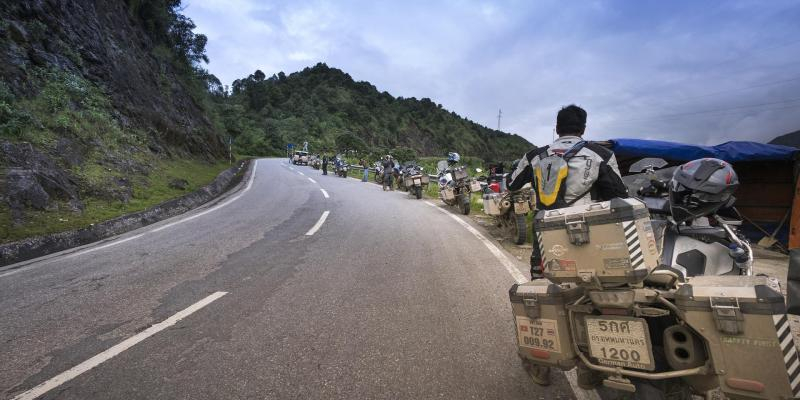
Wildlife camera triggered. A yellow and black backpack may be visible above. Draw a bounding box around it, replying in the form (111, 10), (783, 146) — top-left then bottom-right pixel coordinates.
(533, 141), (586, 210)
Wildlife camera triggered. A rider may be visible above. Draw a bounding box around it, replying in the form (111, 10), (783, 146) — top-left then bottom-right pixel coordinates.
(382, 155), (395, 191)
(507, 104), (628, 387)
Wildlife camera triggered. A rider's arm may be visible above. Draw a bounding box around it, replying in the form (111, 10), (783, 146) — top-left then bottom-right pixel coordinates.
(593, 149), (629, 200)
(507, 149), (538, 191)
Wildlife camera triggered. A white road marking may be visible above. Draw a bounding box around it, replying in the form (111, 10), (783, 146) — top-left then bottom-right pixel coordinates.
(12, 291), (228, 400)
(289, 167), (295, 171)
(297, 171), (305, 176)
(320, 189), (329, 198)
(424, 201), (526, 283)
(308, 177), (317, 184)
(305, 211), (330, 236)
(150, 159), (258, 233)
(423, 200), (602, 399)
(0, 160), (259, 279)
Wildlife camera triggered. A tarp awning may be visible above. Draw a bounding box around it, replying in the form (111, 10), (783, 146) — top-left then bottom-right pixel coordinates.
(609, 138), (799, 163)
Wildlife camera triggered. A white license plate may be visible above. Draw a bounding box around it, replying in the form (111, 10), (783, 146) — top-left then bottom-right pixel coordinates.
(585, 316), (654, 370)
(414, 178), (421, 185)
(515, 201), (530, 213)
(515, 316), (561, 353)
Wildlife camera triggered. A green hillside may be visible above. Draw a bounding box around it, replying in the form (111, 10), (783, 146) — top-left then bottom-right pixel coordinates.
(218, 63), (533, 161)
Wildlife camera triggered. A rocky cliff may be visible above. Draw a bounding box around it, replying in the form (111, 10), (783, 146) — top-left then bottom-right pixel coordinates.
(0, 0), (225, 229)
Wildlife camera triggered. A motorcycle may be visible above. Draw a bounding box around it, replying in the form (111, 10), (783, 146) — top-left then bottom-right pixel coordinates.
(482, 186), (532, 245)
(333, 156), (348, 178)
(397, 162), (429, 199)
(436, 160), (482, 215)
(374, 162), (384, 184)
(309, 155), (321, 170)
(509, 157), (798, 400)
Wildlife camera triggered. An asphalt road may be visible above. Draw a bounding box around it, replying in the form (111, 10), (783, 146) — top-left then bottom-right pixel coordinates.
(0, 158), (581, 400)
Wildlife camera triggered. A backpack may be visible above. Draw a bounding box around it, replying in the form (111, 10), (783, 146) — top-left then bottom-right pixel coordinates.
(533, 141), (587, 209)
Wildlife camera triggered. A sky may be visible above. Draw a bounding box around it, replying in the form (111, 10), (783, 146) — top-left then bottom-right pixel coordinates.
(182, 0), (800, 146)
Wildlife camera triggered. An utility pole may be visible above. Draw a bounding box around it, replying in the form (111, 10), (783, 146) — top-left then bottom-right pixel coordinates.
(497, 109), (502, 130)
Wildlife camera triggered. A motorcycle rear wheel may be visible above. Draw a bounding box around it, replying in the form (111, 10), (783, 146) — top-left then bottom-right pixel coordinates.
(513, 213), (527, 244)
(458, 196), (470, 215)
(415, 186), (422, 199)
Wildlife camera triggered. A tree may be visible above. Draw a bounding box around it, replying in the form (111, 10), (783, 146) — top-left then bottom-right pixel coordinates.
(335, 133), (366, 154)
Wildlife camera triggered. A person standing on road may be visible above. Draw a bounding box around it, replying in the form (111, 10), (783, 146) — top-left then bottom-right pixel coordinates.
(360, 158), (369, 182)
(382, 155), (395, 191)
(506, 104), (628, 387)
(322, 154), (329, 175)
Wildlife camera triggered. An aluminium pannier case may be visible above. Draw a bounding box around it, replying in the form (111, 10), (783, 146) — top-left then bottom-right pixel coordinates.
(482, 193), (503, 216)
(441, 187), (455, 201)
(404, 177), (415, 187)
(509, 280), (583, 370)
(534, 198), (658, 287)
(675, 275), (799, 400)
(452, 167), (468, 181)
(469, 180), (482, 193)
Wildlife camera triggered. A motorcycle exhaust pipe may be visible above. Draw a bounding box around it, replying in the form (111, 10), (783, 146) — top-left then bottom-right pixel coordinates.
(501, 200), (511, 209)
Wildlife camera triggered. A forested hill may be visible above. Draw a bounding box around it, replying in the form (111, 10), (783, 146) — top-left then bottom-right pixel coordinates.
(220, 63), (533, 160)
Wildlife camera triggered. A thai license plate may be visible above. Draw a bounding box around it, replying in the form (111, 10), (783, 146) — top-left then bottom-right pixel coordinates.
(515, 316), (561, 353)
(585, 316), (654, 370)
(414, 178), (421, 185)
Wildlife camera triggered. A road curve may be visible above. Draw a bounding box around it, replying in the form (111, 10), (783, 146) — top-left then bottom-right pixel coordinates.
(0, 158), (578, 399)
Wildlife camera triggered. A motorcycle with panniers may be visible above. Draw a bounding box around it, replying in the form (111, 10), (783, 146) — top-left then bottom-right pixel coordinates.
(510, 157), (799, 399)
(436, 160), (482, 215)
(482, 185), (532, 245)
(397, 162), (429, 199)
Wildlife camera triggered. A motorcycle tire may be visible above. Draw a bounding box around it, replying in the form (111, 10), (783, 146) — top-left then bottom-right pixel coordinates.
(459, 196), (470, 215)
(415, 186), (422, 199)
(514, 213), (527, 245)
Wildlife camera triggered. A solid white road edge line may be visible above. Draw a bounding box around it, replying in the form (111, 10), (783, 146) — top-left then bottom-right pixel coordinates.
(320, 189), (329, 198)
(12, 291), (228, 400)
(422, 200), (601, 400)
(423, 201), (526, 284)
(305, 211), (330, 236)
(308, 177), (317, 184)
(0, 160), (259, 279)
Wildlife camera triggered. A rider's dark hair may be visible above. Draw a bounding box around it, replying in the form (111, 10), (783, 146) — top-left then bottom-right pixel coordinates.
(556, 104), (587, 136)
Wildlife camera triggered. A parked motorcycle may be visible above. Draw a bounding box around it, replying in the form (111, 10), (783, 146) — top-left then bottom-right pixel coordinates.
(482, 187), (532, 244)
(397, 162), (429, 199)
(437, 160), (482, 215)
(333, 156), (348, 178)
(374, 162), (384, 184)
(309, 155), (321, 170)
(509, 157), (797, 399)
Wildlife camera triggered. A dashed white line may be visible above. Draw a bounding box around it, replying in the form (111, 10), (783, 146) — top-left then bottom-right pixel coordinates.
(308, 177), (317, 184)
(320, 189), (329, 198)
(12, 291), (228, 400)
(305, 211), (330, 236)
(297, 171), (305, 176)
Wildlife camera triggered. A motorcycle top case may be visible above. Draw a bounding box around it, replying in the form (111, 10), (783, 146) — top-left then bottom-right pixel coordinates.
(482, 193), (504, 216)
(675, 275), (799, 400)
(452, 167), (468, 181)
(509, 280), (583, 370)
(534, 198), (658, 287)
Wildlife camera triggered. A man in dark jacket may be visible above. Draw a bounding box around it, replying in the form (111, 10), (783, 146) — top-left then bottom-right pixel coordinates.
(322, 154), (329, 175)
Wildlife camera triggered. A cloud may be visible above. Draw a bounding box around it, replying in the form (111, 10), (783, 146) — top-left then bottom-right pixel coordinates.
(183, 0), (800, 146)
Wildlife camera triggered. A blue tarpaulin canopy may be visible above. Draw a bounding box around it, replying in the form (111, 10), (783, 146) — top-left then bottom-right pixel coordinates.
(609, 139), (799, 163)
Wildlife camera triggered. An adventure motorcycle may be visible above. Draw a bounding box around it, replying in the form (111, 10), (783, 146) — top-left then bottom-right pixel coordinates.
(436, 160), (482, 215)
(333, 156), (348, 178)
(397, 162), (429, 199)
(309, 155), (321, 170)
(510, 157), (798, 400)
(374, 162), (384, 184)
(482, 187), (532, 245)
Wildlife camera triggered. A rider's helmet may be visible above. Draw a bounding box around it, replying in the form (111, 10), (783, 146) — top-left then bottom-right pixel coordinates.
(668, 158), (739, 223)
(447, 152), (460, 164)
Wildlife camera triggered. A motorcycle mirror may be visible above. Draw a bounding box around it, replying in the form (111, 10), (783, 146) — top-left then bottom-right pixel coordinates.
(475, 168), (483, 173)
(419, 166), (424, 171)
(436, 160), (448, 173)
(629, 157), (668, 173)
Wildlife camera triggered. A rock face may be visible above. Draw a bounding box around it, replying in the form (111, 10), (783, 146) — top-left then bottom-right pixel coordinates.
(0, 1), (225, 158)
(1, 141), (83, 222)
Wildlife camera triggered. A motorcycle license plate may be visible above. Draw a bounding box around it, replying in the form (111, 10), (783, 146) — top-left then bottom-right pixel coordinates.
(515, 201), (530, 214)
(414, 178), (421, 185)
(515, 316), (561, 353)
(585, 316), (654, 370)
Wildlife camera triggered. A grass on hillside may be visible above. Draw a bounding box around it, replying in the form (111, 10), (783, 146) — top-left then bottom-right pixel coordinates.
(0, 159), (230, 243)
